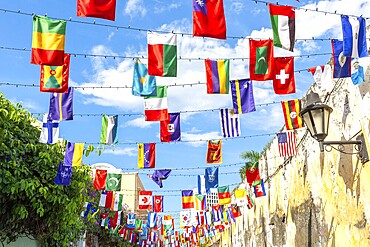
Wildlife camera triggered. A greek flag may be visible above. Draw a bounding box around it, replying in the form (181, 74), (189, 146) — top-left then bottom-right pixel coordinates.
(219, 108), (240, 138)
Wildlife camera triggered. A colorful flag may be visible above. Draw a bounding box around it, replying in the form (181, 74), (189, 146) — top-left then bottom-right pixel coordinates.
(77, 0), (116, 21)
(54, 162), (72, 186)
(132, 58), (157, 96)
(273, 57), (295, 95)
(39, 114), (59, 144)
(149, 231), (157, 242)
(341, 15), (367, 58)
(40, 54), (70, 93)
(331, 39), (351, 78)
(111, 192), (124, 211)
(94, 169), (107, 190)
(253, 179), (266, 197)
(308, 65), (324, 88)
(217, 186), (231, 205)
(48, 87), (74, 121)
(144, 86), (169, 121)
(150, 169), (171, 188)
(249, 39), (274, 81)
(194, 194), (206, 211)
(147, 212), (157, 228)
(182, 190), (195, 209)
(230, 79), (256, 114)
(205, 167), (219, 193)
(139, 191), (153, 210)
(277, 131), (296, 157)
(351, 61), (365, 85)
(246, 194), (254, 209)
(235, 189), (247, 206)
(104, 191), (114, 208)
(160, 113), (181, 142)
(230, 204), (241, 218)
(63, 142), (84, 166)
(245, 161), (260, 187)
(126, 213), (136, 229)
(281, 99), (304, 130)
(31, 15), (66, 65)
(197, 175), (206, 195)
(180, 211), (192, 228)
(138, 143), (156, 168)
(147, 32), (177, 77)
(99, 191), (107, 207)
(105, 173), (121, 191)
(212, 205), (222, 222)
(135, 219), (143, 231)
(192, 0), (226, 39)
(153, 195), (164, 212)
(219, 108), (240, 138)
(163, 215), (174, 232)
(100, 115), (118, 145)
(268, 4), (295, 52)
(205, 59), (229, 94)
(206, 140), (222, 164)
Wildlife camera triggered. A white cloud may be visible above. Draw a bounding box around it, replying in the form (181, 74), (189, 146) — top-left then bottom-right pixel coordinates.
(103, 147), (136, 156)
(154, 2), (181, 14)
(181, 130), (222, 147)
(125, 0), (147, 18)
(125, 117), (155, 128)
(74, 0), (370, 134)
(9, 97), (42, 112)
(108, 31), (115, 41)
(230, 1), (245, 15)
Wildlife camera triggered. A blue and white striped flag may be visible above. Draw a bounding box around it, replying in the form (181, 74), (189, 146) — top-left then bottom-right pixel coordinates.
(219, 108), (240, 138)
(341, 15), (368, 58)
(147, 212), (157, 228)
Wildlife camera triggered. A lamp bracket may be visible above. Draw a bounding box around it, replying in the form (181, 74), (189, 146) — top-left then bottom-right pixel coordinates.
(322, 140), (362, 154)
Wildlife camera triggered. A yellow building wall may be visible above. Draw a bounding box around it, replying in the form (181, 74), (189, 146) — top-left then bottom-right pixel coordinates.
(229, 64), (370, 246)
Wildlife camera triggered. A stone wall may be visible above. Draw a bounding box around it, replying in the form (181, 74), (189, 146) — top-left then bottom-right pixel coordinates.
(225, 60), (370, 247)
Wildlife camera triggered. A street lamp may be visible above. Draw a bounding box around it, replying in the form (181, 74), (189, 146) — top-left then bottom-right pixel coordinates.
(299, 91), (368, 164)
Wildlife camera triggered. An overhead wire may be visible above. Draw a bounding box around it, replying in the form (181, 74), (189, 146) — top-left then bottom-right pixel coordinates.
(0, 45), (331, 61)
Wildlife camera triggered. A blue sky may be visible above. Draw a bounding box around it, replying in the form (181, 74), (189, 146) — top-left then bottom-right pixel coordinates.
(0, 0), (369, 219)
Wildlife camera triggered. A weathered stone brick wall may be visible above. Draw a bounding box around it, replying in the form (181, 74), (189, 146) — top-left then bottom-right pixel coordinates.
(227, 60), (370, 247)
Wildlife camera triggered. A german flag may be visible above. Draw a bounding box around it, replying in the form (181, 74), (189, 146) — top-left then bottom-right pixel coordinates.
(281, 99), (304, 130)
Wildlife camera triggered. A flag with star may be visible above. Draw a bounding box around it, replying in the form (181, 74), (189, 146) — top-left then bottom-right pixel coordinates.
(40, 54), (70, 93)
(54, 162), (72, 186)
(105, 173), (122, 191)
(138, 143), (155, 168)
(230, 79), (256, 114)
(272, 57), (295, 95)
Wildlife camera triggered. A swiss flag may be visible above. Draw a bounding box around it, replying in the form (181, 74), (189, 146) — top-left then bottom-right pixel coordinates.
(138, 191), (152, 210)
(153, 195), (164, 212)
(272, 57), (295, 95)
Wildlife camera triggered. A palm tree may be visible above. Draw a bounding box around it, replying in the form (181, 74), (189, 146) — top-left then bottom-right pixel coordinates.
(239, 150), (261, 181)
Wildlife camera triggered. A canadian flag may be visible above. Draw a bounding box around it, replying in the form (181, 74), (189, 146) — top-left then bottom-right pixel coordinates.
(138, 191), (152, 210)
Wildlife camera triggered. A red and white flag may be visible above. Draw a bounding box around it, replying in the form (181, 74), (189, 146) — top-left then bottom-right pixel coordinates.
(138, 191), (152, 210)
(153, 195), (164, 212)
(273, 57), (295, 95)
(277, 131), (296, 157)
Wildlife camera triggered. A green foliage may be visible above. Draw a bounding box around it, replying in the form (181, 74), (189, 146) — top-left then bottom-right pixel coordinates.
(0, 93), (92, 246)
(239, 150), (261, 181)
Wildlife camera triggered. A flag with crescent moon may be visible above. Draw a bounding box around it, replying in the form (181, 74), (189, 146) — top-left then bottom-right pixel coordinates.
(105, 173), (122, 191)
(249, 39), (274, 81)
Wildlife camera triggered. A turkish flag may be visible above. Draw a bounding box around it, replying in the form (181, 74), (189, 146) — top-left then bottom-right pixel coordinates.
(272, 57), (295, 95)
(139, 191), (152, 210)
(153, 195), (163, 212)
(93, 169), (107, 190)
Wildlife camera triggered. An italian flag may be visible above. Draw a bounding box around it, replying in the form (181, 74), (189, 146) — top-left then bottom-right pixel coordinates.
(147, 32), (177, 77)
(268, 4), (295, 52)
(144, 86), (169, 121)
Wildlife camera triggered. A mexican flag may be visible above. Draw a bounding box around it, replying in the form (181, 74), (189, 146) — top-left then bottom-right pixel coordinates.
(144, 86), (169, 121)
(147, 32), (177, 77)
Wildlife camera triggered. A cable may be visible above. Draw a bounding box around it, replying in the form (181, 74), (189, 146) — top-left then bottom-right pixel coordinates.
(0, 7), (365, 40)
(0, 45), (331, 61)
(0, 67), (314, 91)
(251, 0), (370, 19)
